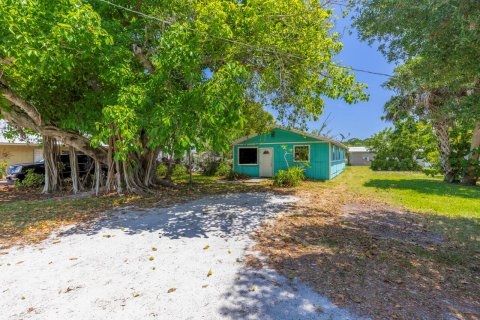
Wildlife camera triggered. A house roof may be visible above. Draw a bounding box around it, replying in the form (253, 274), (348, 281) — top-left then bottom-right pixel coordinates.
(232, 126), (348, 149)
(348, 146), (370, 152)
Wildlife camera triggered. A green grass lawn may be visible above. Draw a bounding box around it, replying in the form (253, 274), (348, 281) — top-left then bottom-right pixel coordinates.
(327, 166), (480, 253)
(334, 166), (480, 218)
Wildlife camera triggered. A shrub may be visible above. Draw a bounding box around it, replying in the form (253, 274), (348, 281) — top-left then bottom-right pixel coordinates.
(226, 170), (249, 181)
(15, 169), (44, 189)
(215, 162), (231, 177)
(202, 160), (220, 176)
(172, 164), (187, 177)
(157, 163), (188, 179)
(156, 163), (168, 178)
(273, 166), (305, 187)
(0, 162), (7, 179)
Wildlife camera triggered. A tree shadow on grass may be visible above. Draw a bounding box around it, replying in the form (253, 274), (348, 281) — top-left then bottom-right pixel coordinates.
(363, 179), (480, 199)
(255, 201), (480, 319)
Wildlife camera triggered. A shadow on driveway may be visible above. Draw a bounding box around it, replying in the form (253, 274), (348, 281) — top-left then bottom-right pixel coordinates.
(59, 192), (298, 240)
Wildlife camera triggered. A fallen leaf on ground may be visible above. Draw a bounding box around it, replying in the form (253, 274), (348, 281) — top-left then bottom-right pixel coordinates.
(167, 288), (176, 293)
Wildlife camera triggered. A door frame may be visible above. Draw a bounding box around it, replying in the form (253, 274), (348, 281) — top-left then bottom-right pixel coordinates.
(259, 147), (274, 177)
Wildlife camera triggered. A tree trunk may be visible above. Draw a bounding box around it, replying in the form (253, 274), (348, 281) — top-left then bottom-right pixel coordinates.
(432, 119), (456, 183)
(105, 139), (115, 193)
(461, 121), (480, 185)
(188, 149), (193, 185)
(94, 159), (101, 195)
(68, 146), (80, 194)
(42, 136), (61, 193)
(115, 159), (123, 194)
(165, 150), (175, 181)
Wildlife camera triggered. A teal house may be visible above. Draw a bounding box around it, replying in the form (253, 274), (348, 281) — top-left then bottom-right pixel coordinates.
(232, 127), (347, 180)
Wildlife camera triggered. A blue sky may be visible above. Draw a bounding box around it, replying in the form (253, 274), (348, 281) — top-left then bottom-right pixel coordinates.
(305, 10), (397, 140)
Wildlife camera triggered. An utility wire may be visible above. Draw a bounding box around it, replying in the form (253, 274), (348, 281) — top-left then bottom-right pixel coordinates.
(93, 0), (393, 78)
(94, 0), (304, 60)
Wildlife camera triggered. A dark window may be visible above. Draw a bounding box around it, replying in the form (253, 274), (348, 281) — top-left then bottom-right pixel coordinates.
(238, 148), (258, 164)
(294, 146), (309, 162)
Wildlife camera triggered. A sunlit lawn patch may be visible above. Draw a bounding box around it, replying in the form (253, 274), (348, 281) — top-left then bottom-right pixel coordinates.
(336, 166), (480, 218)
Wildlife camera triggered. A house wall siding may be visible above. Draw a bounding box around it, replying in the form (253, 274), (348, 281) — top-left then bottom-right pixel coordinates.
(0, 145), (41, 166)
(329, 144), (347, 179)
(349, 152), (376, 166)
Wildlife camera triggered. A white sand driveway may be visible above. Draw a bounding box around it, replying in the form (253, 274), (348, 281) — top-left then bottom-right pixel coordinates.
(0, 192), (361, 320)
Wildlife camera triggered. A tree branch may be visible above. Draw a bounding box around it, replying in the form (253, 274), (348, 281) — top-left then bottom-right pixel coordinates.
(0, 85), (108, 163)
(132, 44), (156, 73)
(0, 78), (42, 125)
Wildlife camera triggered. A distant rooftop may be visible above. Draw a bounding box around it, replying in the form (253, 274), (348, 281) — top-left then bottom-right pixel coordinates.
(348, 146), (370, 152)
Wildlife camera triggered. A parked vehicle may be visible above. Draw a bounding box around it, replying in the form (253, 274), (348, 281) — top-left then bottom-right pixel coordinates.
(6, 153), (105, 181)
(6, 162), (44, 181)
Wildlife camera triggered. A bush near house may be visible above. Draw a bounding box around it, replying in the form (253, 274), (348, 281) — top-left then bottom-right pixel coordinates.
(215, 162), (231, 177)
(0, 162), (8, 179)
(225, 170), (250, 181)
(273, 166), (305, 187)
(172, 165), (187, 177)
(202, 160), (233, 177)
(156, 163), (168, 178)
(156, 163), (188, 179)
(367, 119), (438, 172)
(14, 169), (44, 189)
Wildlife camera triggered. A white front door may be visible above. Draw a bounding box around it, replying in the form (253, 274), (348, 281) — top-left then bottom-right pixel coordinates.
(259, 148), (274, 177)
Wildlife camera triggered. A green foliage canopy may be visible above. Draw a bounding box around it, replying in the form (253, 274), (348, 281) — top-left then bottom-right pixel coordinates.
(1, 0), (366, 157)
(353, 0), (480, 89)
(368, 118), (438, 171)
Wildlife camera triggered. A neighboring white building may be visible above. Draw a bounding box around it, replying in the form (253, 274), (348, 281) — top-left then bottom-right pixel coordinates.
(348, 146), (375, 166)
(0, 121), (43, 166)
(0, 138), (43, 166)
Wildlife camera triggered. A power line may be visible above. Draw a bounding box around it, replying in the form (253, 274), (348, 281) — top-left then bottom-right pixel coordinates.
(94, 0), (304, 60)
(93, 0), (393, 78)
(348, 68), (392, 77)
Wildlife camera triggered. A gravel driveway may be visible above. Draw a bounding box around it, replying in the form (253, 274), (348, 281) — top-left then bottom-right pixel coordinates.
(0, 192), (361, 320)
